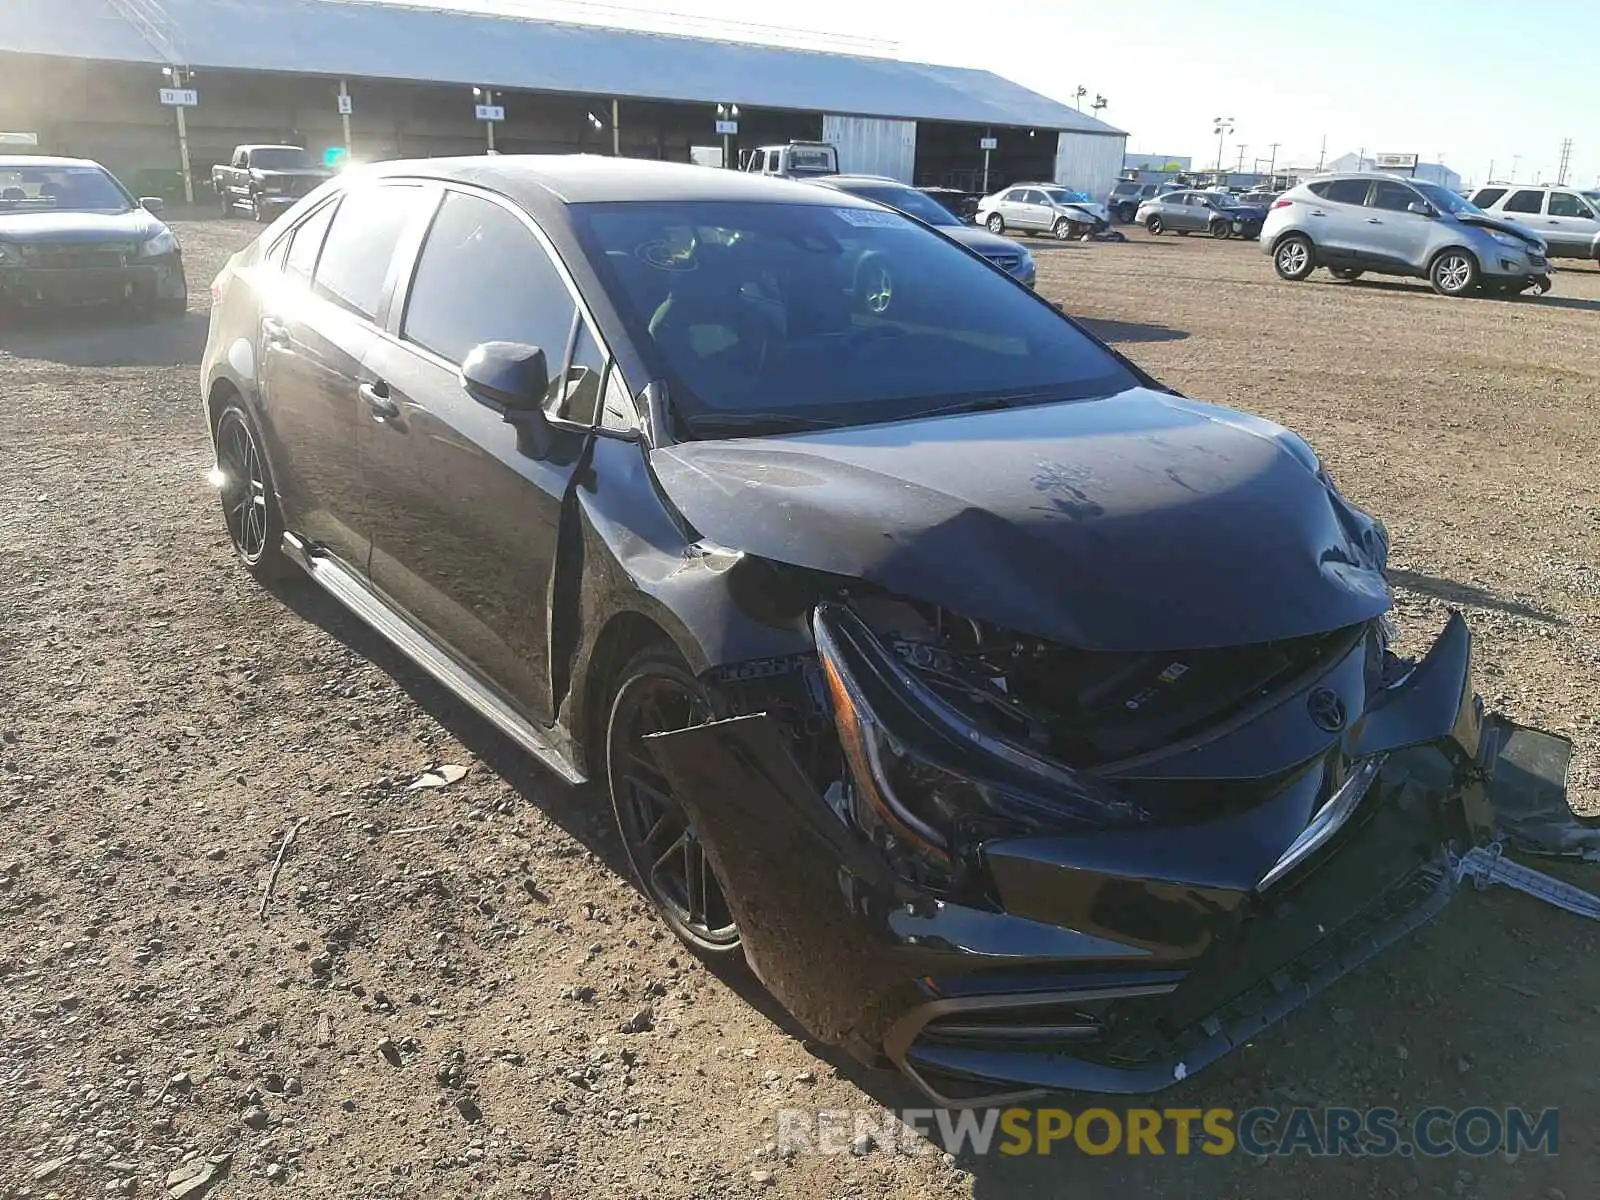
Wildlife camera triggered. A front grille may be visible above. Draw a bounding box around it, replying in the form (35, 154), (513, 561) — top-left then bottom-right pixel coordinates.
(31, 244), (128, 271)
(982, 252), (1022, 273)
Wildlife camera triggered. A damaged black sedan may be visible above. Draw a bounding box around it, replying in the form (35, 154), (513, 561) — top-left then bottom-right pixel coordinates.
(201, 157), (1577, 1106)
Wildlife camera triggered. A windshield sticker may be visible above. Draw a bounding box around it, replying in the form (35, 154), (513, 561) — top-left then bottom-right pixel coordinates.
(834, 207), (905, 229)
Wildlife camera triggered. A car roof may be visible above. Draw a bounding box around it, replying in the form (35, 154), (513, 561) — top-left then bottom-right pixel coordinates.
(358, 154), (876, 208)
(238, 144), (306, 152)
(1304, 171), (1424, 184)
(0, 155), (107, 170)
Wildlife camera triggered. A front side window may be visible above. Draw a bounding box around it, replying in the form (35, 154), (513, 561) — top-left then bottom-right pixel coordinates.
(1368, 181), (1420, 212)
(1471, 187), (1508, 209)
(1503, 189), (1544, 215)
(1548, 192), (1591, 218)
(575, 200), (1136, 435)
(314, 185), (420, 319)
(249, 148), (313, 170)
(402, 190), (576, 407)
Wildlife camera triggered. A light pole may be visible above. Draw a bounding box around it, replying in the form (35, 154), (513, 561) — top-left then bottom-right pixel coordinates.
(1073, 86), (1087, 111)
(1091, 94), (1108, 117)
(1213, 117), (1234, 176)
(161, 66), (194, 204)
(716, 103), (739, 169)
(473, 87), (499, 153)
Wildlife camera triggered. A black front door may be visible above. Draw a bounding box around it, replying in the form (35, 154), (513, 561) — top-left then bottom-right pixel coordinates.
(361, 188), (604, 723)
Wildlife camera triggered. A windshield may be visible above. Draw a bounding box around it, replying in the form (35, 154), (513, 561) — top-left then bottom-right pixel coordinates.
(1043, 187), (1091, 205)
(250, 148), (313, 170)
(0, 165), (133, 214)
(838, 184), (958, 227)
(575, 201), (1135, 433)
(1413, 183), (1480, 216)
(786, 148), (836, 177)
(1583, 191), (1600, 214)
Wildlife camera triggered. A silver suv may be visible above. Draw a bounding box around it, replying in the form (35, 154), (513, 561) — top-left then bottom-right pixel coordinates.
(1467, 184), (1600, 262)
(1260, 173), (1552, 298)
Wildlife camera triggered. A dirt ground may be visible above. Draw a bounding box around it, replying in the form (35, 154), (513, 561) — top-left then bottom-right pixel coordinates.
(3, 215), (1599, 1200)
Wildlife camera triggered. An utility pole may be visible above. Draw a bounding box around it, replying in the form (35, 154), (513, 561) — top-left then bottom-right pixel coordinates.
(1511, 154), (1522, 180)
(1486, 159), (1494, 183)
(1317, 135), (1326, 172)
(612, 98), (620, 157)
(1556, 138), (1573, 186)
(1236, 143), (1247, 173)
(1267, 142), (1280, 182)
(161, 65), (194, 204)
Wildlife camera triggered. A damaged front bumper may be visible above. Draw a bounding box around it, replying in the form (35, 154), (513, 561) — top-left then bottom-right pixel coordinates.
(646, 607), (1576, 1106)
(0, 254), (186, 309)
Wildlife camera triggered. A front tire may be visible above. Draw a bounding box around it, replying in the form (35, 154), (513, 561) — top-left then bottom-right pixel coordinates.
(1146, 215), (1164, 235)
(214, 403), (291, 580)
(1274, 234), (1316, 280)
(1052, 217), (1073, 241)
(1210, 221), (1232, 240)
(605, 647), (742, 961)
(1429, 249), (1478, 297)
(986, 213), (1005, 235)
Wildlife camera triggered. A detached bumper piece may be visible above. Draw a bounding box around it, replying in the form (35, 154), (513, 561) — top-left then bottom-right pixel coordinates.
(646, 609), (1596, 1107)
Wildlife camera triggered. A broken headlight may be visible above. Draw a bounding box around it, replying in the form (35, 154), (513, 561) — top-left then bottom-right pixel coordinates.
(813, 605), (1142, 891)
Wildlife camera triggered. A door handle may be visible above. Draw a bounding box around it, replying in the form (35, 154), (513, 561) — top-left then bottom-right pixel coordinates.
(260, 316), (289, 346)
(1310, 210), (1327, 217)
(359, 381), (399, 421)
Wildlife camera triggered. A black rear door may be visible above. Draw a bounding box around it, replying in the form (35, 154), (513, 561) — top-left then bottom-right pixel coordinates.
(255, 188), (418, 573)
(361, 187), (610, 723)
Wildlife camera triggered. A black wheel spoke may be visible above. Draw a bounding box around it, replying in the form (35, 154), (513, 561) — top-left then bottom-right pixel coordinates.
(683, 837), (708, 926)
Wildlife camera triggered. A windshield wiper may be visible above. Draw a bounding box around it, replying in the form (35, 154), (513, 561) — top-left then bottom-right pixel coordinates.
(685, 411), (847, 436)
(897, 392), (1063, 422)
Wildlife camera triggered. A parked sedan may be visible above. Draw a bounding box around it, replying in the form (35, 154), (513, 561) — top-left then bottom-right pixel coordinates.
(975, 183), (1114, 240)
(0, 155), (187, 313)
(1137, 189), (1265, 239)
(203, 156), (1570, 1105)
(812, 175), (1035, 287)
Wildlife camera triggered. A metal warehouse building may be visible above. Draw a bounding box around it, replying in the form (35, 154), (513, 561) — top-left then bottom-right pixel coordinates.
(0, 0), (1126, 203)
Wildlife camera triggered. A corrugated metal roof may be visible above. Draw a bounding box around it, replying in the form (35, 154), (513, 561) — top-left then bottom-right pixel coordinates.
(7, 0), (166, 64)
(4, 0), (1124, 135)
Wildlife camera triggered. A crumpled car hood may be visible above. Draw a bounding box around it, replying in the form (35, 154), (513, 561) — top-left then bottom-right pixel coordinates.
(1457, 213), (1546, 249)
(650, 387), (1392, 652)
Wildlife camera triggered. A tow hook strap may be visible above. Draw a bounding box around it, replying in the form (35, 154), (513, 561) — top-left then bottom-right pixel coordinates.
(1453, 843), (1600, 922)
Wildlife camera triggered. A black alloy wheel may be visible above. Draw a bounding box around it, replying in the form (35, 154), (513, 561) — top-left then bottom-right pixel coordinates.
(214, 404), (289, 579)
(1146, 215), (1164, 234)
(606, 648), (741, 959)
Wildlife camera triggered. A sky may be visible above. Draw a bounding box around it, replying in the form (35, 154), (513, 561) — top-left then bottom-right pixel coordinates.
(433, 0), (1599, 187)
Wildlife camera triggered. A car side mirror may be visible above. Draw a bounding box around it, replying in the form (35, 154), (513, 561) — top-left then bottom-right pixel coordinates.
(1407, 201), (1434, 217)
(461, 341), (554, 451)
(140, 197), (164, 214)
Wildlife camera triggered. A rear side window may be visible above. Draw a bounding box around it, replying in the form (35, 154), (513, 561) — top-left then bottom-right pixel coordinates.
(1471, 187), (1508, 208)
(1368, 181), (1419, 212)
(283, 200), (335, 286)
(314, 185), (419, 320)
(1503, 190), (1544, 214)
(402, 191), (577, 388)
(1548, 192), (1590, 218)
(1309, 179), (1371, 205)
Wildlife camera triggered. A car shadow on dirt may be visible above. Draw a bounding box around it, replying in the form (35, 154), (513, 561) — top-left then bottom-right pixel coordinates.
(1076, 316), (1189, 344)
(1388, 568), (1563, 624)
(0, 307), (208, 367)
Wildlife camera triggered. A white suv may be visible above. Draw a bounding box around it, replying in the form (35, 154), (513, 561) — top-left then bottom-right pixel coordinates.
(1468, 184), (1600, 262)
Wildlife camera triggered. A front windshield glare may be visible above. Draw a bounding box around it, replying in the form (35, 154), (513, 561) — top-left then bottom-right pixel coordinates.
(577, 201), (1134, 430)
(1414, 183), (1479, 216)
(1044, 188), (1090, 205)
(0, 166), (132, 213)
(852, 186), (958, 227)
